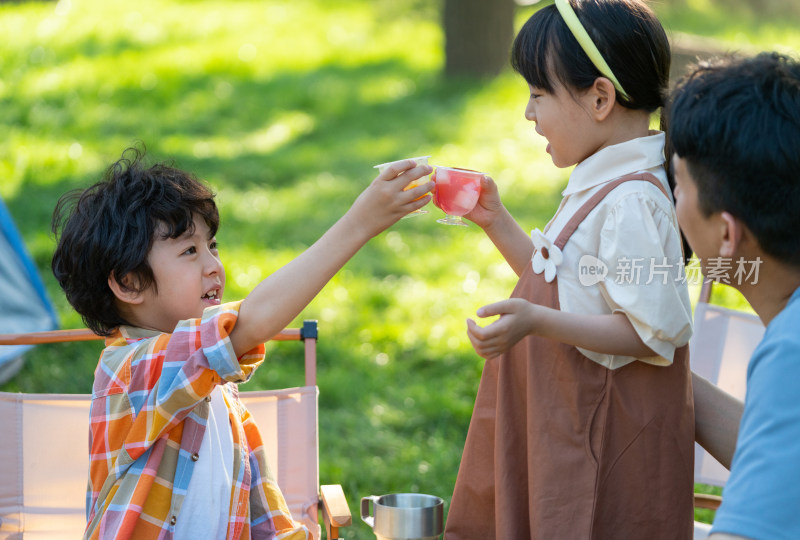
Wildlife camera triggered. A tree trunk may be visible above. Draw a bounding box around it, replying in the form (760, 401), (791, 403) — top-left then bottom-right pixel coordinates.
(444, 0), (516, 78)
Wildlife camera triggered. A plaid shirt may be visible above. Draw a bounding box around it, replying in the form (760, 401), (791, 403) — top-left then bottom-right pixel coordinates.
(85, 301), (310, 540)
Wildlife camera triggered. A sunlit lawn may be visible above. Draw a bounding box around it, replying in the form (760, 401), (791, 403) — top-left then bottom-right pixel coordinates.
(1, 0), (797, 537)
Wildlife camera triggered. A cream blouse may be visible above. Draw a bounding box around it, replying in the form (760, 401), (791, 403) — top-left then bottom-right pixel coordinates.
(541, 132), (692, 369)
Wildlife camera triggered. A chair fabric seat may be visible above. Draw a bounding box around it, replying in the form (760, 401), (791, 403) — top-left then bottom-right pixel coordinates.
(690, 301), (764, 487)
(0, 387), (321, 539)
(689, 286), (765, 539)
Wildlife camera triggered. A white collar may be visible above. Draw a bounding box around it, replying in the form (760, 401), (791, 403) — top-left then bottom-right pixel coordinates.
(562, 131), (666, 196)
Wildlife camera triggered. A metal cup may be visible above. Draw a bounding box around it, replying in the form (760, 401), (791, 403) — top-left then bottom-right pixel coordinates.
(360, 493), (444, 540)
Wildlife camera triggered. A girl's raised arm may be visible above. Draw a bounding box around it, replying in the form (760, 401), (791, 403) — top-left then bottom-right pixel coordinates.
(464, 175), (534, 277)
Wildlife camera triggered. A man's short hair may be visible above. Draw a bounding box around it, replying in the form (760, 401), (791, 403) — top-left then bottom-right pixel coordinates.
(668, 52), (800, 267)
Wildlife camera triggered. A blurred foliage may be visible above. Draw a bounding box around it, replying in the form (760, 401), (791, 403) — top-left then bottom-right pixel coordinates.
(0, 0), (795, 537)
(659, 0), (800, 53)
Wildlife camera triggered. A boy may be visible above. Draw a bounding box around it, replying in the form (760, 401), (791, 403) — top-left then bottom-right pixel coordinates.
(668, 52), (800, 539)
(51, 146), (433, 540)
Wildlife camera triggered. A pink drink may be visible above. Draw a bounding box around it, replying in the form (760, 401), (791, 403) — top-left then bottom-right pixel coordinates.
(433, 167), (482, 216)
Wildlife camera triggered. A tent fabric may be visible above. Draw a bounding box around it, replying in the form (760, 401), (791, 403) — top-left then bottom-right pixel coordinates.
(0, 196), (58, 383)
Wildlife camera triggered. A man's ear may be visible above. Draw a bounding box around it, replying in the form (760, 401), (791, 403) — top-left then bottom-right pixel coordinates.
(588, 77), (615, 121)
(719, 211), (744, 258)
(108, 271), (144, 305)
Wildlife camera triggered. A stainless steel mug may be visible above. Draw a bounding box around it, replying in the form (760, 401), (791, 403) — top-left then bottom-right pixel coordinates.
(360, 493), (444, 540)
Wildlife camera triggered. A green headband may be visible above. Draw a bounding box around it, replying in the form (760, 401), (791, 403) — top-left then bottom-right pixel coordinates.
(554, 0), (630, 101)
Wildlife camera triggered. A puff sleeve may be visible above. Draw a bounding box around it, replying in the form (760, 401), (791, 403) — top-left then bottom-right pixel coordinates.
(596, 191), (692, 365)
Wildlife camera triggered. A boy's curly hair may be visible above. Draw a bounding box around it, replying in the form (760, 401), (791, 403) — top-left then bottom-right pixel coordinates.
(51, 145), (219, 336)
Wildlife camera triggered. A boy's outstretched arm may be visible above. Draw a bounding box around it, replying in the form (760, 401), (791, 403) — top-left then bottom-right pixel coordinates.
(231, 160), (432, 357)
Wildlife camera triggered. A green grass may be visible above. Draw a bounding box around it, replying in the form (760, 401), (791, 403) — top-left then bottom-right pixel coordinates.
(1, 0), (796, 537)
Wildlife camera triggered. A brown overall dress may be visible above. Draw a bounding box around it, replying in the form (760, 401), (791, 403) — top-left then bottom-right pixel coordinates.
(445, 174), (695, 540)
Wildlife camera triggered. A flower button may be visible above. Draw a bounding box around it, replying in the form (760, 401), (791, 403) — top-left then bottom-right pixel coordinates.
(531, 228), (563, 283)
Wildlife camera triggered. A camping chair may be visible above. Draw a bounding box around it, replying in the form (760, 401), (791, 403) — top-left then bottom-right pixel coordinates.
(0, 321), (351, 540)
(689, 281), (765, 539)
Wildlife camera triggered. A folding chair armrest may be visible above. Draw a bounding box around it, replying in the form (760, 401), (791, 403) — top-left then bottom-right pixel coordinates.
(694, 492), (722, 511)
(320, 484), (351, 539)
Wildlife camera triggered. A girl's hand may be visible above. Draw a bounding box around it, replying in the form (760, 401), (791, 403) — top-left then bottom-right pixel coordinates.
(463, 174), (504, 229)
(466, 298), (538, 360)
(347, 159), (433, 238)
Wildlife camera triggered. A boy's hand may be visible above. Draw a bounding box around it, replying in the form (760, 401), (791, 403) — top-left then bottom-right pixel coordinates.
(346, 159), (434, 238)
(466, 298), (538, 360)
(463, 174), (504, 229)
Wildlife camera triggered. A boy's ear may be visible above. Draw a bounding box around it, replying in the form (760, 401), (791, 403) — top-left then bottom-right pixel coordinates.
(108, 271), (144, 305)
(718, 211), (744, 258)
(589, 77), (615, 121)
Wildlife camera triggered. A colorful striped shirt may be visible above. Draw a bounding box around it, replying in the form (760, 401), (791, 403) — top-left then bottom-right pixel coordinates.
(85, 301), (310, 540)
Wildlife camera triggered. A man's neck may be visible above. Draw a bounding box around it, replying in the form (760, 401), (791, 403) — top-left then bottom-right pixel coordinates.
(738, 255), (800, 326)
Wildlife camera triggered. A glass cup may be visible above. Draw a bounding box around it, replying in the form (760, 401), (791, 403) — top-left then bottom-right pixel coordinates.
(374, 155), (432, 218)
(432, 166), (483, 226)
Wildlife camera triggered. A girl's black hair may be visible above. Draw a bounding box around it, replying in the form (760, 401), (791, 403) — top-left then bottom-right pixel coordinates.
(51, 145), (219, 336)
(511, 0), (670, 113)
(511, 0), (691, 259)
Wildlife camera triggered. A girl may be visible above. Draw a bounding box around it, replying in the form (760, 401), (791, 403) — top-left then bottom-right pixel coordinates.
(445, 1), (694, 538)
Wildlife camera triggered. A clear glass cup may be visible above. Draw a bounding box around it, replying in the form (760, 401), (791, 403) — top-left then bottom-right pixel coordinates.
(373, 155), (432, 218)
(432, 166), (483, 226)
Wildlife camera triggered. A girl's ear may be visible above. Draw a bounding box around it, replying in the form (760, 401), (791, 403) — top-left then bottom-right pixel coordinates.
(589, 77), (616, 121)
(108, 271), (144, 305)
(718, 211), (744, 259)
